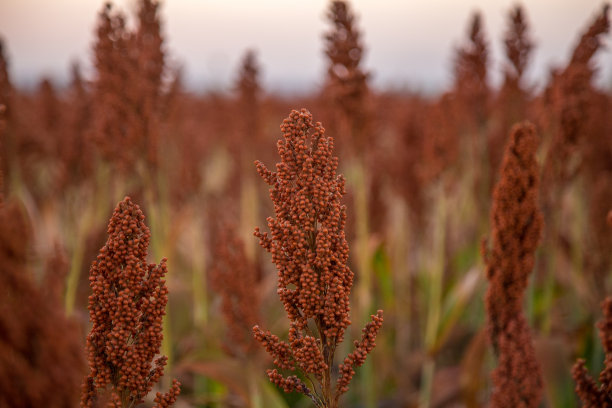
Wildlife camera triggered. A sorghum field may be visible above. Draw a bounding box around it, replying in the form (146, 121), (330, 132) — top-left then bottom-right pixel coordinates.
(0, 1), (611, 407)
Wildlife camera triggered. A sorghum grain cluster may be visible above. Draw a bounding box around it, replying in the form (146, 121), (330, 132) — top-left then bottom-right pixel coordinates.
(483, 122), (543, 407)
(253, 109), (383, 407)
(81, 197), (180, 407)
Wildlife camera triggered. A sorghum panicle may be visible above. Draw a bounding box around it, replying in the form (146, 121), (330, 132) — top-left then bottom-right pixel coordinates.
(235, 50), (261, 147)
(210, 220), (261, 356)
(336, 310), (383, 395)
(0, 39), (11, 121)
(538, 5), (610, 301)
(454, 12), (489, 124)
(59, 62), (94, 187)
(133, 0), (165, 169)
(324, 0), (370, 155)
(572, 296), (612, 407)
(541, 4), (609, 188)
(0, 40), (12, 192)
(484, 122), (543, 407)
(573, 5), (612, 296)
(89, 3), (134, 171)
(0, 199), (84, 407)
(253, 109), (383, 407)
(490, 6), (534, 183)
(81, 197), (180, 407)
(569, 4), (610, 67)
(324, 1), (369, 117)
(90, 0), (165, 174)
(503, 6), (533, 84)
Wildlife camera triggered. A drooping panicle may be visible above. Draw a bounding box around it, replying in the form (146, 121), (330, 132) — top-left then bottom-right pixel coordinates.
(484, 122), (543, 407)
(81, 197), (180, 407)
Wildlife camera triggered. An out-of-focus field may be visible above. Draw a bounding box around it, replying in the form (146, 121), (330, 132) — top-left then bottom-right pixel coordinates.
(0, 0), (610, 407)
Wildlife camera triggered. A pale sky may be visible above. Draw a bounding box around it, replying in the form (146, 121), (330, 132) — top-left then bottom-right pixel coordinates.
(0, 0), (610, 94)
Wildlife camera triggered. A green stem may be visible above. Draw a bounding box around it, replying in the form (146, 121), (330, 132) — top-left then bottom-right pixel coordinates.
(192, 217), (207, 326)
(420, 185), (446, 408)
(424, 185), (446, 350)
(64, 169), (105, 316)
(241, 164), (259, 263)
(145, 185), (173, 374)
(351, 159), (376, 408)
(64, 222), (87, 315)
(418, 358), (436, 408)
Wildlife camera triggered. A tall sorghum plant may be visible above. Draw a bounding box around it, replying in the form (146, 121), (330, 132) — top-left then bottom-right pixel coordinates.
(252, 109), (383, 408)
(574, 5), (612, 298)
(81, 197), (180, 407)
(541, 4), (609, 192)
(538, 4), (610, 317)
(483, 122), (543, 407)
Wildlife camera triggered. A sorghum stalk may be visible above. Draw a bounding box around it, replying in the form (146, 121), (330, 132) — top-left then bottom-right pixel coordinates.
(419, 183), (447, 408)
(253, 109), (383, 408)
